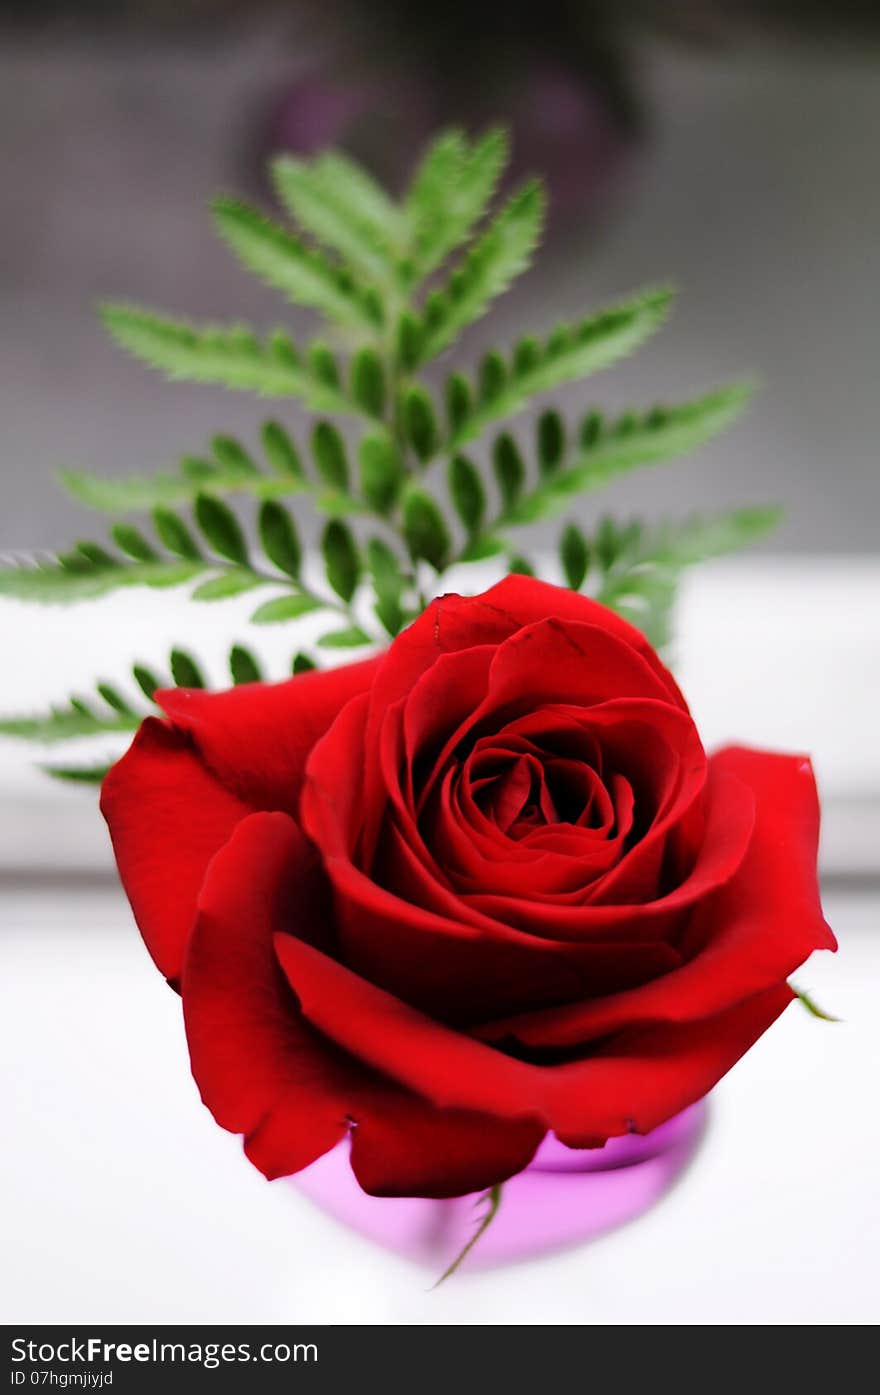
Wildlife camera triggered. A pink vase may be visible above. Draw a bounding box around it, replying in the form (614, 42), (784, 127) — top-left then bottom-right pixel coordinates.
(288, 1100), (708, 1273)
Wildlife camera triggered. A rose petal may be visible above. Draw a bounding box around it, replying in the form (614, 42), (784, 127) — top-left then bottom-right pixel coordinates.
(409, 622), (691, 821)
(477, 575), (687, 709)
(103, 659), (381, 981)
(473, 747), (834, 1048)
(182, 812), (357, 1177)
(349, 1101), (544, 1199)
(183, 810), (544, 1196)
(157, 655), (381, 812)
(370, 578), (685, 726)
(461, 764), (753, 941)
(321, 824), (681, 1018)
(101, 718), (254, 982)
(359, 580), (685, 856)
(275, 931), (792, 1140)
(550, 983), (796, 1142)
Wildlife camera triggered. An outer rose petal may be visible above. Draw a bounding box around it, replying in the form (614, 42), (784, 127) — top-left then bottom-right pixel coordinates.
(101, 719), (253, 982)
(349, 1102), (543, 1200)
(182, 813), (356, 1177)
(549, 983), (795, 1143)
(102, 657), (380, 982)
(183, 811), (543, 1197)
(157, 655), (381, 811)
(275, 931), (795, 1140)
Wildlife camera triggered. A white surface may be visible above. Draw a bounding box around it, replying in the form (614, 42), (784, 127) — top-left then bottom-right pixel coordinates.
(1, 557), (879, 874)
(1, 885), (876, 1326)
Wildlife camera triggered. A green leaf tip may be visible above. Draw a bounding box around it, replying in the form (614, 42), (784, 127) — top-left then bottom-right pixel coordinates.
(405, 126), (510, 282)
(229, 644), (263, 686)
(402, 488), (451, 571)
(41, 761), (112, 785)
(499, 382), (758, 528)
(316, 625), (372, 649)
(269, 153), (399, 288)
(321, 519), (361, 603)
(560, 522), (590, 591)
(98, 302), (361, 415)
(791, 986), (841, 1022)
(170, 649), (206, 689)
(433, 1184), (503, 1286)
(446, 285), (676, 450)
(251, 594), (319, 625)
(194, 494), (249, 566)
(414, 177), (545, 364)
(0, 552), (205, 604)
(211, 195), (383, 332)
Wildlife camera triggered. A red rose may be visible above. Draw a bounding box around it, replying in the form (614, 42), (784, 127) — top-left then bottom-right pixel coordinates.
(102, 577), (835, 1198)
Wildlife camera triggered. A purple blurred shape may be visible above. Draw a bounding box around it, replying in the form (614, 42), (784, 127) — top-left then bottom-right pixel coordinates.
(288, 1099), (708, 1272)
(260, 61), (631, 220)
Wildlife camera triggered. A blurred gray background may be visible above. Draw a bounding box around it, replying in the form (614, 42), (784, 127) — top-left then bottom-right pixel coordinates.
(2, 5), (878, 553)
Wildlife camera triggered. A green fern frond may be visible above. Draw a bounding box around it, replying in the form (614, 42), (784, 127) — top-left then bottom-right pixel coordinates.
(415, 180), (545, 363)
(3, 128), (772, 788)
(633, 505), (782, 569)
(500, 383), (752, 526)
(100, 304), (364, 415)
(313, 151), (403, 245)
(39, 761), (112, 784)
(447, 287), (674, 448)
(58, 419), (378, 518)
(212, 197), (383, 333)
(229, 644), (264, 685)
(316, 625), (373, 649)
(270, 155), (399, 286)
(0, 554), (205, 603)
(592, 506), (782, 646)
(58, 464), (304, 513)
(0, 702), (140, 744)
(405, 127), (508, 281)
